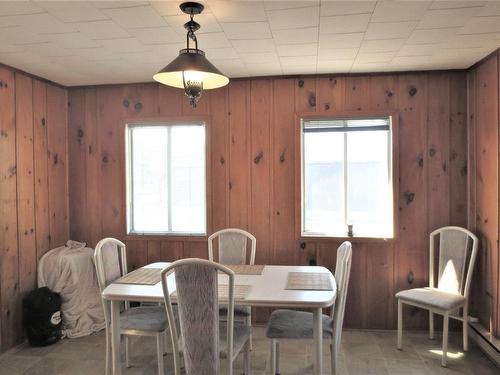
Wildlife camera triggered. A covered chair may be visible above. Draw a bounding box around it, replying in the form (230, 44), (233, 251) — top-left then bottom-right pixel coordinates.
(396, 226), (479, 367)
(94, 238), (168, 375)
(160, 258), (250, 375)
(208, 228), (256, 346)
(265, 241), (352, 375)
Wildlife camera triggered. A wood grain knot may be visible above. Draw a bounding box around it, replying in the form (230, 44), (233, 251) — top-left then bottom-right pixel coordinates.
(220, 156), (225, 165)
(417, 155), (424, 167)
(308, 257), (317, 266)
(409, 87), (417, 96)
(324, 104), (330, 110)
(280, 150), (286, 163)
(407, 271), (414, 284)
(308, 94), (316, 107)
(8, 165), (17, 177)
(53, 153), (59, 165)
(461, 165), (467, 177)
(41, 118), (46, 126)
(134, 102), (143, 112)
(300, 242), (306, 249)
(122, 99), (130, 108)
(298, 79), (304, 88)
(102, 155), (109, 164)
(429, 147), (436, 157)
(78, 128), (84, 138)
(404, 191), (415, 205)
(0, 130), (7, 138)
(0, 81), (3, 87)
(386, 91), (393, 97)
(228, 181), (232, 190)
(254, 151), (264, 164)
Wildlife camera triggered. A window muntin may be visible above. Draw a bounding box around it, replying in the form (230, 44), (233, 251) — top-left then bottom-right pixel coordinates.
(301, 117), (393, 238)
(127, 123), (206, 235)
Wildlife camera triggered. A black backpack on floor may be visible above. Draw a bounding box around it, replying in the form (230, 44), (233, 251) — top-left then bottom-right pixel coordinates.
(22, 287), (63, 346)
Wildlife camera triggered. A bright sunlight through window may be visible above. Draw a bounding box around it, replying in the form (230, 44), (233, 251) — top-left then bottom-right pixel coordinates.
(301, 117), (393, 238)
(126, 123), (206, 235)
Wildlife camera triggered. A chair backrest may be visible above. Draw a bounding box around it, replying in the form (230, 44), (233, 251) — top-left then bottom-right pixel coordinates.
(161, 258), (236, 375)
(429, 226), (478, 298)
(330, 242), (352, 348)
(208, 228), (256, 265)
(93, 237), (127, 293)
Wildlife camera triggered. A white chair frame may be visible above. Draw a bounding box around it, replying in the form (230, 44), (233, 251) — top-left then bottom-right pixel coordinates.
(208, 228), (256, 349)
(160, 258), (250, 375)
(94, 238), (167, 375)
(269, 241), (352, 375)
(397, 226), (479, 367)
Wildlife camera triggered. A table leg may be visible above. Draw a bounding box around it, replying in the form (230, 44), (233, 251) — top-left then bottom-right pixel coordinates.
(111, 300), (122, 375)
(313, 307), (323, 375)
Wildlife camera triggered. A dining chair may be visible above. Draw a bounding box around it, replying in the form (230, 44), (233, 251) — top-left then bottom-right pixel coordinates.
(160, 258), (251, 375)
(208, 228), (256, 348)
(265, 241), (352, 375)
(396, 226), (478, 367)
(94, 238), (168, 375)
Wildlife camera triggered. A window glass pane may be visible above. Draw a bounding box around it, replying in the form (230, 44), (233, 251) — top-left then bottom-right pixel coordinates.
(170, 126), (206, 233)
(347, 131), (391, 236)
(303, 132), (344, 234)
(131, 127), (169, 232)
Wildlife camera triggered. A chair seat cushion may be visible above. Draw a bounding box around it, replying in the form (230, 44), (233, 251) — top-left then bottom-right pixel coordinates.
(265, 309), (333, 339)
(396, 288), (466, 311)
(120, 306), (167, 332)
(219, 322), (251, 359)
(219, 305), (251, 317)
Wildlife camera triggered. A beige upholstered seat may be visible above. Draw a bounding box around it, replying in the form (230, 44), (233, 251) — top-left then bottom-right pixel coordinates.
(93, 238), (168, 375)
(161, 258), (250, 375)
(265, 242), (352, 375)
(396, 288), (465, 311)
(396, 226), (478, 367)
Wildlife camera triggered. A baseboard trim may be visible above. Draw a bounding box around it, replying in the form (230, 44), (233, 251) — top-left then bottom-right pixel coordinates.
(469, 322), (500, 368)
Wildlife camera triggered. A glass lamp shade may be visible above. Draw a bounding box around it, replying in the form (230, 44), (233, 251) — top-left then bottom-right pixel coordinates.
(153, 49), (229, 90)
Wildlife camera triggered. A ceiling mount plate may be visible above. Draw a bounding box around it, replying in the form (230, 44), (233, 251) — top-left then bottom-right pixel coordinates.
(180, 2), (204, 15)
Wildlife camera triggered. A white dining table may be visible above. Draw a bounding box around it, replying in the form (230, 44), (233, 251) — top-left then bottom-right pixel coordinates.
(102, 262), (337, 375)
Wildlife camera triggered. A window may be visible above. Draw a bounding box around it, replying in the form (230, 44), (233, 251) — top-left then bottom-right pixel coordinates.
(126, 123), (206, 235)
(301, 117), (393, 238)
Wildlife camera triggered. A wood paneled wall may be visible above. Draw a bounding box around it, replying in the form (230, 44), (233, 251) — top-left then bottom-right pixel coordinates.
(468, 52), (500, 338)
(68, 71), (467, 330)
(0, 66), (69, 352)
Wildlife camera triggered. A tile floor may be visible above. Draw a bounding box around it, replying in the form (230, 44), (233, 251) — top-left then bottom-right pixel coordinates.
(0, 326), (498, 375)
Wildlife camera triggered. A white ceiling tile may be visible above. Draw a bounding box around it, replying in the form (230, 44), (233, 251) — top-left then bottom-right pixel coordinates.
(476, 2), (500, 16)
(417, 7), (483, 29)
(282, 65), (316, 74)
(196, 32), (231, 48)
(371, 1), (431, 22)
(267, 6), (320, 30)
(128, 26), (184, 45)
(4, 13), (77, 34)
(320, 1), (376, 16)
(316, 59), (353, 73)
(359, 38), (406, 53)
(205, 47), (239, 60)
(39, 2), (108, 23)
(98, 37), (152, 53)
(320, 14), (371, 34)
(351, 62), (390, 73)
(243, 62), (282, 76)
(318, 48), (358, 60)
(101, 5), (166, 29)
(356, 52), (395, 64)
(0, 44), (27, 54)
(150, 1), (184, 16)
(47, 32), (103, 49)
(273, 27), (318, 44)
(221, 22), (272, 40)
(429, 1), (486, 10)
(264, 1), (320, 11)
(164, 13), (222, 34)
(397, 44), (440, 57)
(92, 2), (150, 10)
(460, 15), (500, 34)
(69, 47), (113, 61)
(365, 21), (418, 40)
(276, 43), (318, 57)
(1, 26), (51, 45)
(280, 55), (316, 66)
(208, 1), (267, 22)
(319, 33), (364, 48)
(24, 42), (74, 57)
(232, 38), (276, 53)
(0, 2), (45, 16)
(240, 52), (280, 64)
(74, 20), (130, 39)
(406, 27), (460, 44)
(447, 33), (500, 48)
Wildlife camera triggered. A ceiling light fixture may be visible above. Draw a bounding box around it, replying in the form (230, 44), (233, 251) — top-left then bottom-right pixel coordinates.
(153, 2), (229, 108)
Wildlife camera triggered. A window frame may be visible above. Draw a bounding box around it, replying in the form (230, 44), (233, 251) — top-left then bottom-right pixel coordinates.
(125, 117), (210, 239)
(296, 111), (399, 241)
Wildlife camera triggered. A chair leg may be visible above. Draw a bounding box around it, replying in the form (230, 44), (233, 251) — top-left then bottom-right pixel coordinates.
(463, 305), (469, 351)
(330, 342), (338, 375)
(442, 313), (449, 367)
(125, 336), (131, 368)
(397, 299), (403, 350)
(105, 326), (111, 375)
(247, 312), (253, 351)
(276, 341), (280, 374)
(243, 340), (250, 375)
(157, 333), (165, 375)
(163, 330), (168, 355)
(270, 339), (276, 375)
(429, 311), (434, 339)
